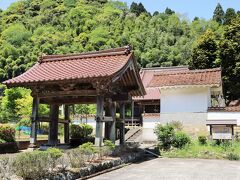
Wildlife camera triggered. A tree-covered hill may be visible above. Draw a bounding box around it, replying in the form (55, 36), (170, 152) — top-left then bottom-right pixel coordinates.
(0, 0), (223, 82)
(0, 0), (239, 123)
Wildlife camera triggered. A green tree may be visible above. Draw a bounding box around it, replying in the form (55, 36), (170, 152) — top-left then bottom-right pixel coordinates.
(0, 88), (23, 122)
(190, 30), (218, 69)
(75, 104), (96, 115)
(15, 89), (49, 120)
(153, 11), (159, 16)
(165, 7), (175, 15)
(130, 2), (147, 16)
(224, 8), (236, 25)
(213, 3), (225, 24)
(219, 15), (240, 101)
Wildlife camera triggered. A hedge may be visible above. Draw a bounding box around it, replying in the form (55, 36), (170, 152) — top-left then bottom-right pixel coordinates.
(0, 124), (15, 142)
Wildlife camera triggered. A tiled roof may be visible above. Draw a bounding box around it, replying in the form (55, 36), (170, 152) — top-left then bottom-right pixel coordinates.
(3, 46), (133, 86)
(134, 66), (188, 101)
(134, 88), (160, 101)
(149, 68), (221, 88)
(206, 119), (237, 125)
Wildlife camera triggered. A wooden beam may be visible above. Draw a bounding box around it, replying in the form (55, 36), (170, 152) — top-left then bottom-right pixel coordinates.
(31, 116), (69, 124)
(112, 93), (130, 101)
(40, 96), (97, 104)
(36, 90), (97, 98)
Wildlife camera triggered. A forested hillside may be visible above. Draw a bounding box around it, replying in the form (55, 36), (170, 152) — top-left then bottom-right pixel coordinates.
(0, 0), (225, 81)
(0, 0), (239, 123)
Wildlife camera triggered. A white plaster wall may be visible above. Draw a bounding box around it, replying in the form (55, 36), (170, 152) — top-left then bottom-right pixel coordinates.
(207, 112), (240, 125)
(141, 128), (157, 142)
(143, 115), (160, 128)
(161, 87), (210, 113)
(135, 115), (160, 142)
(160, 112), (207, 126)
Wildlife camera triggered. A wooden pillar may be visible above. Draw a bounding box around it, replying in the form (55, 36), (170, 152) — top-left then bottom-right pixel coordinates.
(119, 102), (126, 145)
(110, 101), (116, 143)
(105, 122), (110, 139)
(64, 105), (70, 144)
(131, 101), (134, 127)
(48, 104), (59, 146)
(30, 97), (39, 147)
(210, 125), (213, 141)
(104, 102), (110, 140)
(232, 125), (234, 141)
(95, 96), (104, 147)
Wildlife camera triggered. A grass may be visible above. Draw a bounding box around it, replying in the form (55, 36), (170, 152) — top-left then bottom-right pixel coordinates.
(161, 140), (240, 160)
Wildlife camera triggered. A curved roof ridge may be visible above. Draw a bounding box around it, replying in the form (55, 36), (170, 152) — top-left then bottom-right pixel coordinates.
(154, 67), (221, 76)
(39, 46), (132, 63)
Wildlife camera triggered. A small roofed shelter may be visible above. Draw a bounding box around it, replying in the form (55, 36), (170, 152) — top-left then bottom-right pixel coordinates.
(3, 46), (145, 147)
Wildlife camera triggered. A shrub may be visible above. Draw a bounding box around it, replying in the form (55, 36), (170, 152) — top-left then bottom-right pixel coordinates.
(66, 148), (85, 168)
(212, 139), (222, 146)
(173, 131), (191, 148)
(0, 138), (6, 143)
(12, 151), (51, 179)
(79, 142), (98, 163)
(0, 124), (15, 142)
(220, 141), (232, 151)
(82, 124), (93, 137)
(104, 140), (116, 151)
(70, 124), (83, 138)
(198, 136), (207, 145)
(80, 142), (97, 152)
(0, 156), (13, 179)
(100, 140), (116, 158)
(12, 148), (63, 179)
(46, 148), (63, 160)
(154, 123), (175, 150)
(70, 124), (93, 139)
(169, 121), (183, 131)
(227, 153), (240, 161)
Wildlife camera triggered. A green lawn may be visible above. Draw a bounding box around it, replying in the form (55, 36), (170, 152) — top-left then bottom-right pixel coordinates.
(161, 140), (240, 160)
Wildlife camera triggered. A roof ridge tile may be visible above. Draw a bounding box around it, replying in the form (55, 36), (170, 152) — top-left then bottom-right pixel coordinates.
(39, 46), (132, 63)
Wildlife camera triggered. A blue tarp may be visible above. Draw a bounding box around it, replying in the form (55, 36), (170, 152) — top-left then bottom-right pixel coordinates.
(17, 126), (45, 135)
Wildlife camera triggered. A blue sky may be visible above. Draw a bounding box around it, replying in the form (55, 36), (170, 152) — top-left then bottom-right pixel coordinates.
(122, 0), (240, 20)
(0, 0), (239, 20)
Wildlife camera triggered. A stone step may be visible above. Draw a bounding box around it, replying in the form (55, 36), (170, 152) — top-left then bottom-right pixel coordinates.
(126, 127), (142, 142)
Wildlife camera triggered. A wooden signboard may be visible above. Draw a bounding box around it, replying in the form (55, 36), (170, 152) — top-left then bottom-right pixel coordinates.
(212, 125), (233, 140)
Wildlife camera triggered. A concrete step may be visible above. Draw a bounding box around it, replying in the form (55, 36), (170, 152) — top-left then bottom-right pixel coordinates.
(126, 127), (142, 142)
(115, 127), (142, 145)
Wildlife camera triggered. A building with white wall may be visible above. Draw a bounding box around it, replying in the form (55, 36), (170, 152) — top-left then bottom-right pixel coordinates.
(150, 68), (223, 132)
(134, 67), (228, 141)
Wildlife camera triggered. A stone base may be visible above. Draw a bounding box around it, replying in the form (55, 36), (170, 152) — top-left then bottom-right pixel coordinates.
(39, 143), (71, 150)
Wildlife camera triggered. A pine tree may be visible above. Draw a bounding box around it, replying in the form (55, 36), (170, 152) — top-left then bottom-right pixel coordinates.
(130, 2), (147, 16)
(213, 3), (225, 24)
(224, 8), (236, 25)
(165, 7), (175, 15)
(153, 11), (159, 16)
